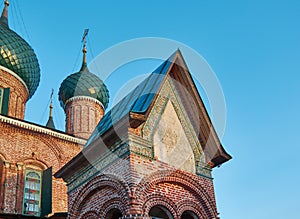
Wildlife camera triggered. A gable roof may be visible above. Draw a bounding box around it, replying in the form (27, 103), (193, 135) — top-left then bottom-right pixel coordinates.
(85, 52), (175, 147)
(86, 50), (231, 167)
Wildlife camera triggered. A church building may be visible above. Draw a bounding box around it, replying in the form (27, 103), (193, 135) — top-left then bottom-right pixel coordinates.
(0, 1), (231, 218)
(0, 1), (107, 218)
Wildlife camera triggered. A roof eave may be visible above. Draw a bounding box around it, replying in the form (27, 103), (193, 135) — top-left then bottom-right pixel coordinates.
(54, 151), (86, 180)
(210, 143), (232, 168)
(55, 115), (131, 180)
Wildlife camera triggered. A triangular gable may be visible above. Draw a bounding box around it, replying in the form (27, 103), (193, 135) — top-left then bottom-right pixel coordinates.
(141, 50), (231, 167)
(153, 101), (197, 173)
(142, 74), (207, 174)
(86, 50), (231, 167)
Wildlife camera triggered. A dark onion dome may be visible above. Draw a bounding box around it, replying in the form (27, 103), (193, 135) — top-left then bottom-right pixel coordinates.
(0, 1), (40, 98)
(58, 46), (109, 109)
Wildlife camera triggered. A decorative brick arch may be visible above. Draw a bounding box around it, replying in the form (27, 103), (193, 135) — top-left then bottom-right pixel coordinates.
(134, 169), (217, 218)
(100, 198), (126, 218)
(33, 135), (64, 168)
(22, 158), (48, 170)
(143, 195), (178, 218)
(80, 210), (99, 219)
(69, 174), (130, 218)
(177, 200), (207, 219)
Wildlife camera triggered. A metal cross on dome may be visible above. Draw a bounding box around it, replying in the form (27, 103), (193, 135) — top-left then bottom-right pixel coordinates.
(82, 29), (89, 45)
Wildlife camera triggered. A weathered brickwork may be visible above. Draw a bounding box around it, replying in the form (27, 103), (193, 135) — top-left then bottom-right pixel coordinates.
(0, 116), (84, 215)
(66, 154), (218, 219)
(64, 97), (105, 140)
(0, 68), (28, 119)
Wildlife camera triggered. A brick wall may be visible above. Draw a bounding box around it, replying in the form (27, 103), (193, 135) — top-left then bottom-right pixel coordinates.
(64, 97), (104, 140)
(67, 154), (218, 219)
(0, 68), (28, 119)
(0, 118), (83, 215)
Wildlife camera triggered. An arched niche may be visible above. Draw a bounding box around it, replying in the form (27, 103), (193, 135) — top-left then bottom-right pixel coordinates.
(149, 205), (174, 219)
(105, 208), (122, 219)
(181, 210), (198, 219)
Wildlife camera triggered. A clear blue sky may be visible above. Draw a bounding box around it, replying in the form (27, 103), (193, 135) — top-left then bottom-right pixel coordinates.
(7, 0), (300, 218)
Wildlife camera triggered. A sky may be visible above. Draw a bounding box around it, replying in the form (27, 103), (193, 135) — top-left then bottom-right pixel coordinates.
(5, 0), (300, 218)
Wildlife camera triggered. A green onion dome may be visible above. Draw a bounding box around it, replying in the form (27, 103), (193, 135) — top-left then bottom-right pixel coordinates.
(58, 47), (109, 109)
(0, 1), (40, 98)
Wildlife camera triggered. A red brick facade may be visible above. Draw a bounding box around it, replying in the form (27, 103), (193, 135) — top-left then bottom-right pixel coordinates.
(0, 28), (106, 218)
(66, 154), (218, 219)
(0, 2), (110, 218)
(0, 114), (84, 216)
(64, 97), (104, 140)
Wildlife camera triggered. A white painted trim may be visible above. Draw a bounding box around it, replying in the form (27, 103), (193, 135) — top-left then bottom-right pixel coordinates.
(0, 114), (86, 145)
(0, 65), (29, 95)
(65, 95), (105, 109)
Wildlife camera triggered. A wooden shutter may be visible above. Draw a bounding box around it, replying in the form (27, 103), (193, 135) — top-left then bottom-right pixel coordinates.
(1, 88), (10, 115)
(41, 167), (52, 217)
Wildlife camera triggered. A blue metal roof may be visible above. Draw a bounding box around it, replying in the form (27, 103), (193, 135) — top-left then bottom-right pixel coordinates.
(85, 52), (176, 147)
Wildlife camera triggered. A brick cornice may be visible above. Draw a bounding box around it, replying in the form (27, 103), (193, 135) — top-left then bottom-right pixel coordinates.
(0, 115), (86, 145)
(65, 95), (105, 110)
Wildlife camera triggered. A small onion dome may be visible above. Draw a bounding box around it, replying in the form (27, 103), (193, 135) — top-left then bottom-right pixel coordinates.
(58, 46), (109, 109)
(0, 1), (40, 98)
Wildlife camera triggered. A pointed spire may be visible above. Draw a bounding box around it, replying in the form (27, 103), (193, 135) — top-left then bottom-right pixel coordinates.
(80, 29), (89, 71)
(46, 89), (55, 129)
(0, 0), (9, 27)
(80, 41), (88, 71)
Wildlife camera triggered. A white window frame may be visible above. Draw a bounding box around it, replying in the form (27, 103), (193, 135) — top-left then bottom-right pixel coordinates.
(22, 169), (42, 216)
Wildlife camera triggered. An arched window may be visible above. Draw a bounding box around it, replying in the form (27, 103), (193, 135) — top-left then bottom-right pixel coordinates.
(22, 169), (42, 216)
(22, 166), (52, 217)
(181, 210), (198, 219)
(149, 205), (173, 219)
(106, 208), (122, 219)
